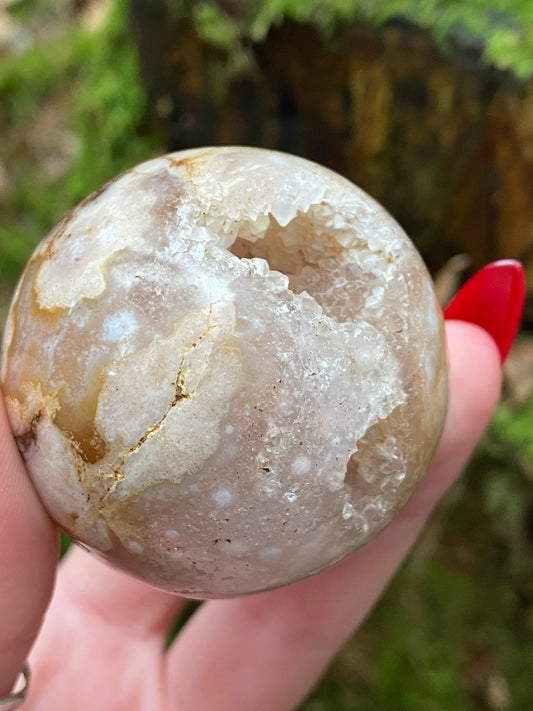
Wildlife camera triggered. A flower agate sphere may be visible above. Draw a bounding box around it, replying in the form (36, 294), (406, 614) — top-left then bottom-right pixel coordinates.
(1, 147), (447, 597)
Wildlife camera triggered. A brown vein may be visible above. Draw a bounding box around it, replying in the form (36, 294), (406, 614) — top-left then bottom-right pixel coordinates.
(100, 369), (191, 502)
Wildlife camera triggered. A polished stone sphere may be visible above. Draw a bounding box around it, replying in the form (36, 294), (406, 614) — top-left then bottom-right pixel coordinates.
(1, 147), (447, 597)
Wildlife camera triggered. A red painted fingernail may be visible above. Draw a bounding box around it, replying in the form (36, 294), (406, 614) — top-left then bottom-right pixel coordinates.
(444, 259), (526, 363)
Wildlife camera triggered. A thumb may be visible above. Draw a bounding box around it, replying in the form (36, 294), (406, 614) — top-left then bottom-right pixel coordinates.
(0, 393), (58, 695)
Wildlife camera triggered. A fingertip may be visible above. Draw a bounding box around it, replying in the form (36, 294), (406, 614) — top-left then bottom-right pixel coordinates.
(444, 319), (502, 435)
(419, 320), (503, 509)
(443, 260), (525, 363)
(0, 394), (58, 694)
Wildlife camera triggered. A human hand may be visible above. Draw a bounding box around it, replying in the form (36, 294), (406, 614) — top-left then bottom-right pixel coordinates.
(0, 262), (524, 711)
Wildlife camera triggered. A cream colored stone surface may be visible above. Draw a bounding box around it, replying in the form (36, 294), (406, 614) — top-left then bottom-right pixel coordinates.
(1, 147), (447, 597)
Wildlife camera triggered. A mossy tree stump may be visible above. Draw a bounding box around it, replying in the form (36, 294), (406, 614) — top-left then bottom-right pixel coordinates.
(129, 0), (533, 322)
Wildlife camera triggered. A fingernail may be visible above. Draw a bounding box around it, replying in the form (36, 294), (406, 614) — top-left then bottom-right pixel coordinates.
(443, 259), (526, 363)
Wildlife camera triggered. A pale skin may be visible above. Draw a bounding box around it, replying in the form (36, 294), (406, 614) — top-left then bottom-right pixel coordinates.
(0, 321), (502, 711)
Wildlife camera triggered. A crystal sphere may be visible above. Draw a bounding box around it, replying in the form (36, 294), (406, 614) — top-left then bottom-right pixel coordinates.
(1, 147), (447, 597)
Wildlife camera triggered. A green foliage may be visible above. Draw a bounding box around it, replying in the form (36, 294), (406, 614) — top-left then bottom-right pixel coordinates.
(60, 531), (72, 558)
(371, 563), (473, 711)
(0, 38), (76, 127)
(65, 0), (157, 207)
(0, 0), (158, 283)
(192, 2), (241, 51)
(489, 396), (533, 469)
(474, 395), (533, 582)
(5, 0), (70, 28)
(180, 0), (533, 79)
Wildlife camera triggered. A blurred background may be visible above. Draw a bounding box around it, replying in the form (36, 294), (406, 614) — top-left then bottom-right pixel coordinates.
(1, 1), (532, 708)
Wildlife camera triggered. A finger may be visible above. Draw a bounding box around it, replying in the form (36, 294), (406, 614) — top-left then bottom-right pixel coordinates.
(45, 546), (188, 637)
(164, 321), (502, 711)
(0, 393), (58, 695)
(26, 536), (188, 707)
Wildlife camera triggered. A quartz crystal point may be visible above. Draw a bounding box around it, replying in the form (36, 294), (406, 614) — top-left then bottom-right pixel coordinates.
(0, 147), (447, 597)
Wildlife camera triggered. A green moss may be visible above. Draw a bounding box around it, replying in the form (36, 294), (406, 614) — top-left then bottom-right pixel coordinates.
(59, 531), (72, 558)
(177, 0), (533, 79)
(64, 0), (157, 207)
(302, 508), (533, 710)
(488, 396), (533, 467)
